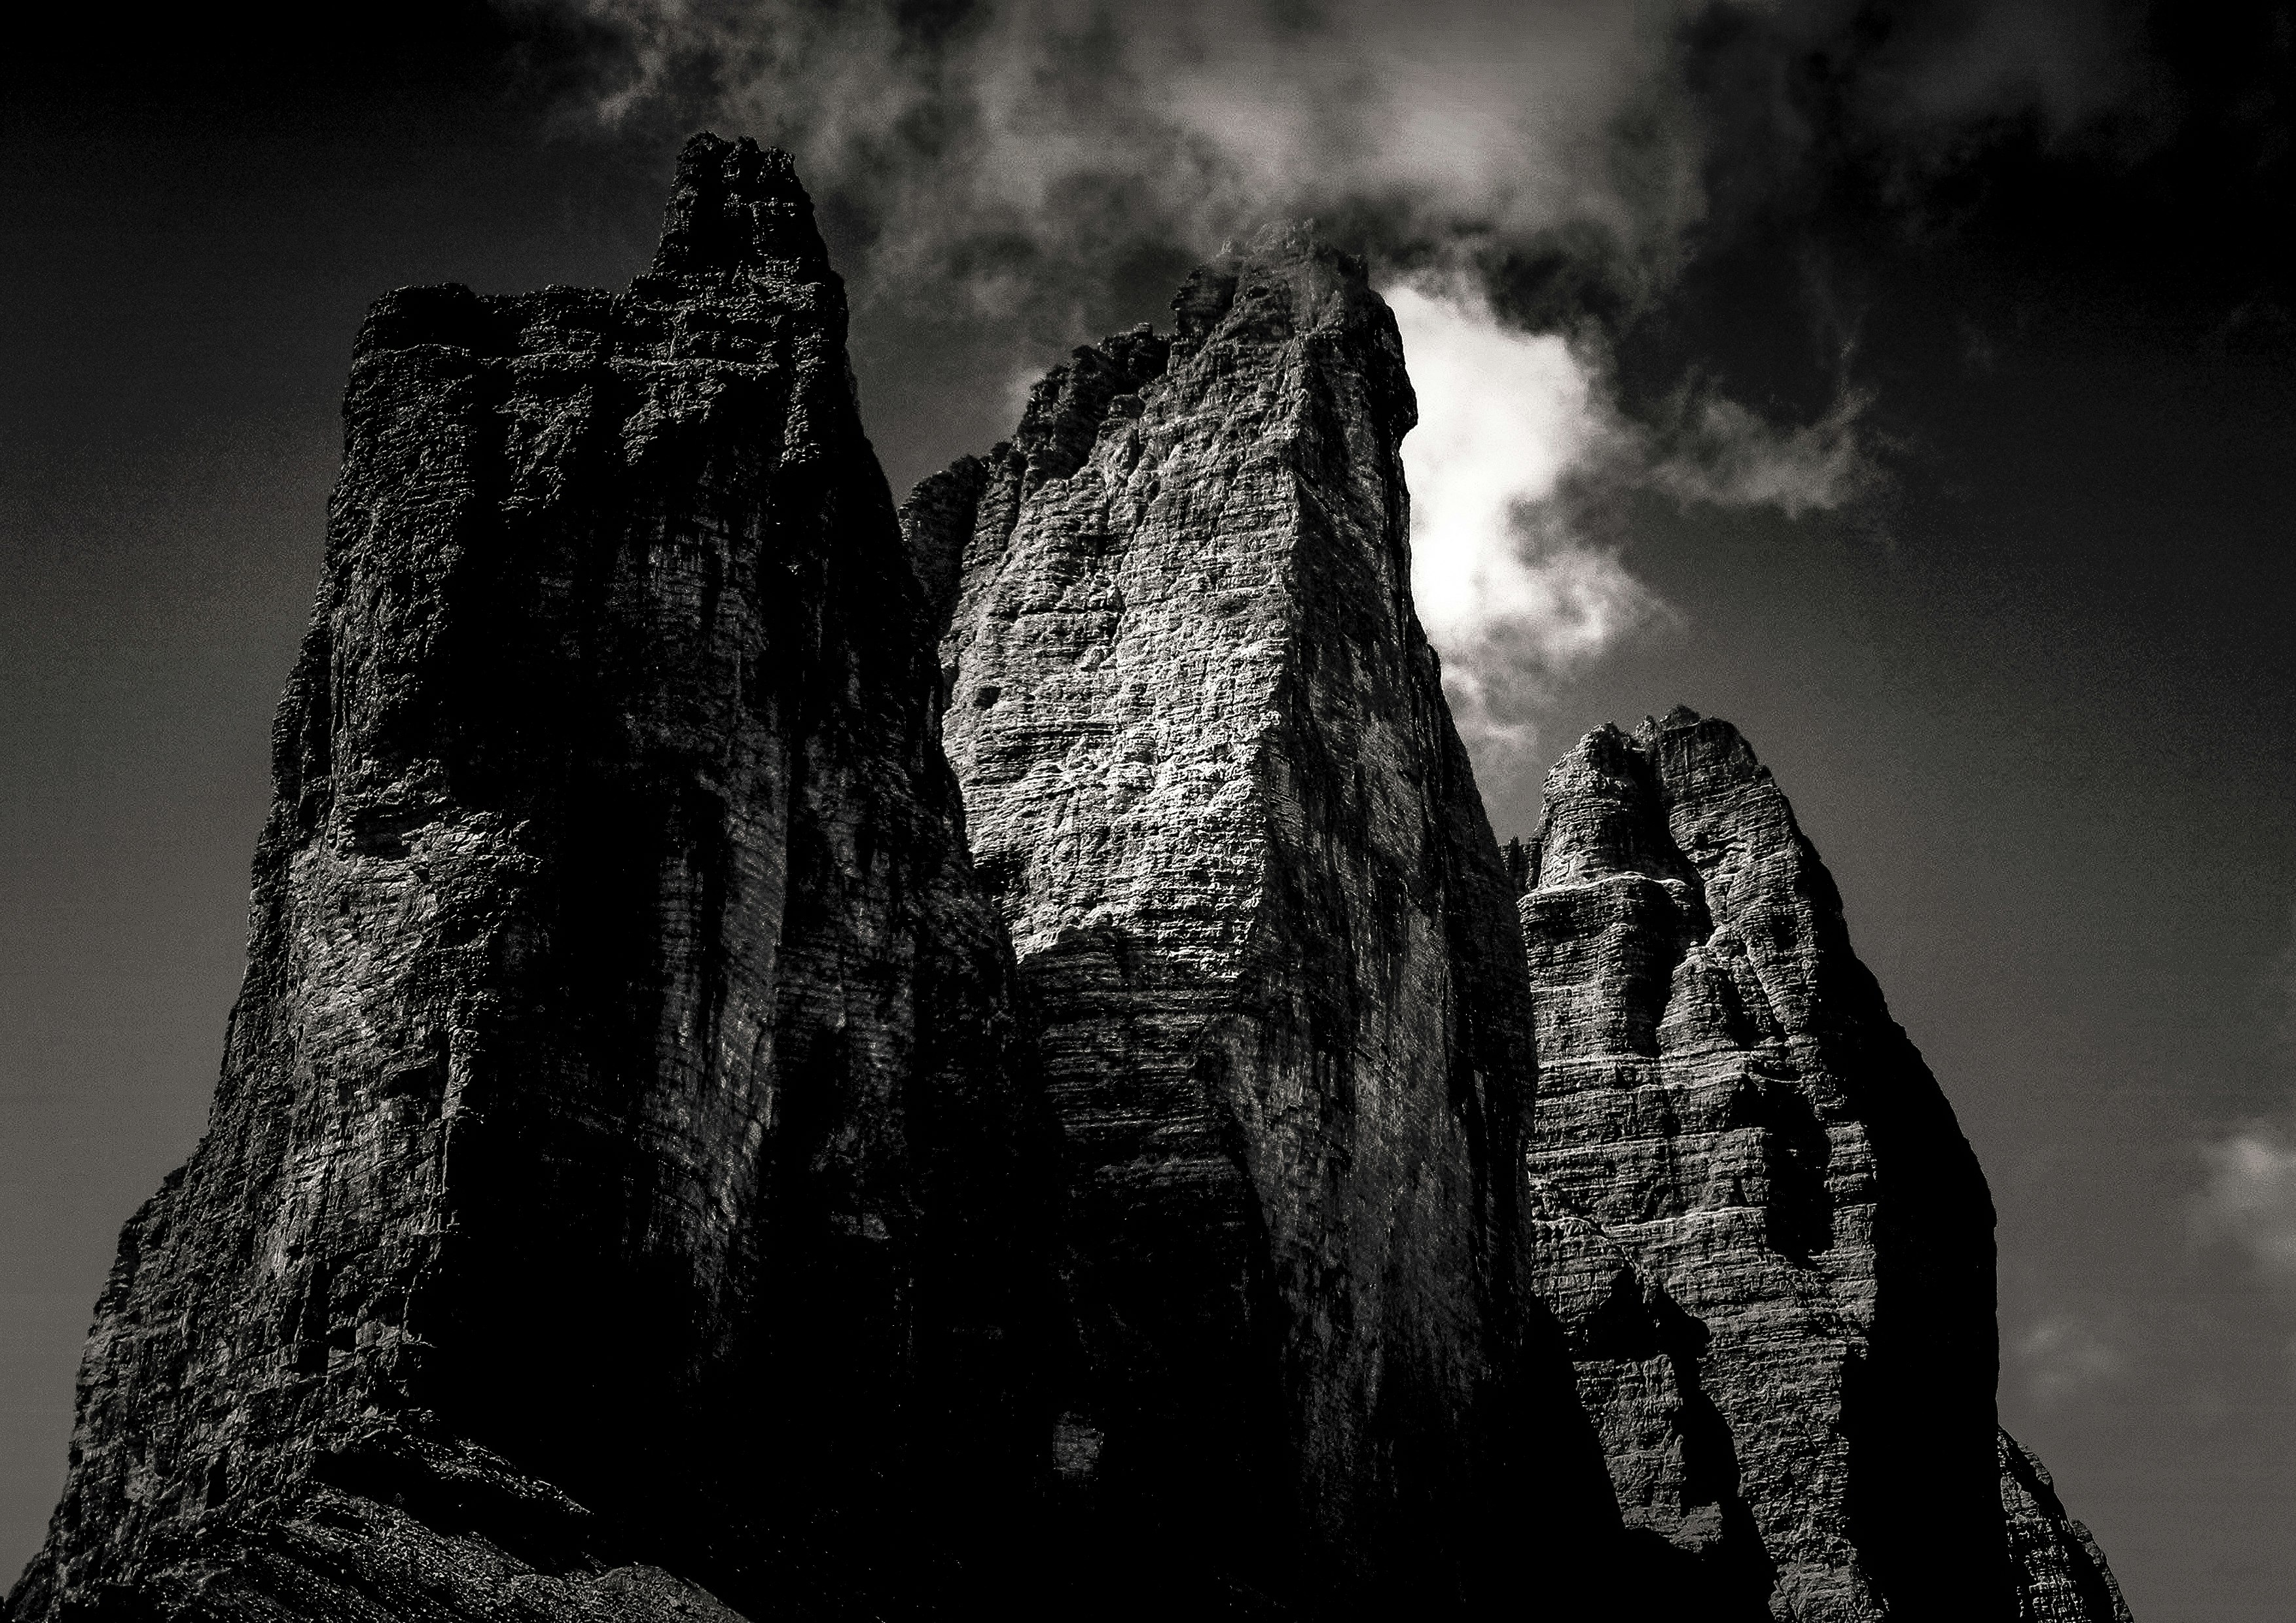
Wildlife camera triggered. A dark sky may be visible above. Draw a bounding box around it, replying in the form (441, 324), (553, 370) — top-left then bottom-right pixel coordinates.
(3, 4), (2292, 1617)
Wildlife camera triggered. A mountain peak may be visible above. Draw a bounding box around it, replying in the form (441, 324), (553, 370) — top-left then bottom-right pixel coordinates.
(1165, 224), (1412, 437)
(649, 132), (832, 280)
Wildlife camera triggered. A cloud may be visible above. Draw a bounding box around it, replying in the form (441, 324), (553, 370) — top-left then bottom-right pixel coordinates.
(2198, 909), (2296, 1293)
(2200, 1132), (2296, 1286)
(1390, 281), (1654, 749)
(1647, 384), (1878, 516)
(2013, 1312), (2126, 1406)
(525, 0), (1701, 344)
(505, 0), (2156, 760)
(1391, 278), (1874, 755)
(521, 0), (2173, 340)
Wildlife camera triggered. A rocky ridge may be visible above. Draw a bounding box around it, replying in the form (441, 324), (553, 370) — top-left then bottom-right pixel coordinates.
(1998, 1429), (2136, 1623)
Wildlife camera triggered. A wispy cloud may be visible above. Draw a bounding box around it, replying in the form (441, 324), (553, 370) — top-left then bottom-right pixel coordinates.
(2012, 1312), (2127, 1407)
(1647, 385), (1878, 517)
(529, 0), (1700, 350)
(2200, 1133), (2296, 1285)
(1390, 278), (1873, 758)
(2198, 909), (2296, 1294)
(521, 0), (2160, 319)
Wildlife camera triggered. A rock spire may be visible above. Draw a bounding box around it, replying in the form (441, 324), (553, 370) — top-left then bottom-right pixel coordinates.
(902, 224), (1617, 1611)
(1516, 706), (2130, 1620)
(6, 134), (1047, 1621)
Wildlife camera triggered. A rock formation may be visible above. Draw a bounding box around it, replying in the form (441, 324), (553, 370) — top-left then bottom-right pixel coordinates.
(1999, 1430), (2136, 1623)
(901, 226), (1618, 1612)
(5, 135), (1048, 1622)
(1516, 707), (2129, 1621)
(9, 131), (2138, 1623)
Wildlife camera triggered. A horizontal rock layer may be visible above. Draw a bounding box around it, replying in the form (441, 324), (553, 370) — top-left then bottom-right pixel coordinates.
(1518, 707), (2126, 1621)
(6, 134), (1046, 1622)
(905, 227), (1617, 1613)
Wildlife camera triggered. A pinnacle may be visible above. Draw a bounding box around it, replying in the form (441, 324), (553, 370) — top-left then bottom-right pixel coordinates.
(649, 132), (832, 280)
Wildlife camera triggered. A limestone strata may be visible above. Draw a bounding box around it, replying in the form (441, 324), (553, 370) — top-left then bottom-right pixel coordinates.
(6, 135), (1043, 1622)
(1518, 708), (2013, 1620)
(905, 228), (1614, 1611)
(2000, 1430), (2135, 1623)
(9, 126), (2144, 1621)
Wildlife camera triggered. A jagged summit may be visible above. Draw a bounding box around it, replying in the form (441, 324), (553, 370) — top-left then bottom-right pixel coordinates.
(1644, 702), (1704, 732)
(1165, 223), (1413, 431)
(647, 132), (833, 281)
(905, 219), (1405, 649)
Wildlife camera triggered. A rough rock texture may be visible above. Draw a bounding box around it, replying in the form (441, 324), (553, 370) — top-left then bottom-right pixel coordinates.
(14, 126), (2140, 1623)
(7, 134), (1047, 1622)
(1520, 1178), (1770, 1617)
(2000, 1430), (2135, 1623)
(902, 228), (1617, 1613)
(1517, 707), (2126, 1621)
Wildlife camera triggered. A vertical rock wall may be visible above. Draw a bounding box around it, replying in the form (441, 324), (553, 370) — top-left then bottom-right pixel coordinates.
(904, 228), (1615, 1612)
(7, 135), (1045, 1622)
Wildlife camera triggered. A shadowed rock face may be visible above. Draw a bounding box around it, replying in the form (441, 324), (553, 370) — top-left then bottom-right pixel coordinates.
(5, 134), (1047, 1622)
(1517, 708), (2126, 1622)
(903, 228), (1617, 1613)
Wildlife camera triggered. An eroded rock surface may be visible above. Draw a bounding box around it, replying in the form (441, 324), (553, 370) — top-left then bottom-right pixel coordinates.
(1517, 707), (2126, 1621)
(2000, 1430), (2135, 1623)
(903, 227), (1615, 1612)
(14, 128), (2141, 1622)
(6, 134), (1046, 1622)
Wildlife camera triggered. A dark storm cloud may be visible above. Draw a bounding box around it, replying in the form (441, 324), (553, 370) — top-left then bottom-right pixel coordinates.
(499, 0), (2273, 752)
(508, 0), (2267, 345)
(514, 1), (1685, 338)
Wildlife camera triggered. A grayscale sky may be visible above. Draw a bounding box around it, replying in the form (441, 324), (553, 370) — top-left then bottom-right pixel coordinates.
(3, 4), (2291, 1616)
